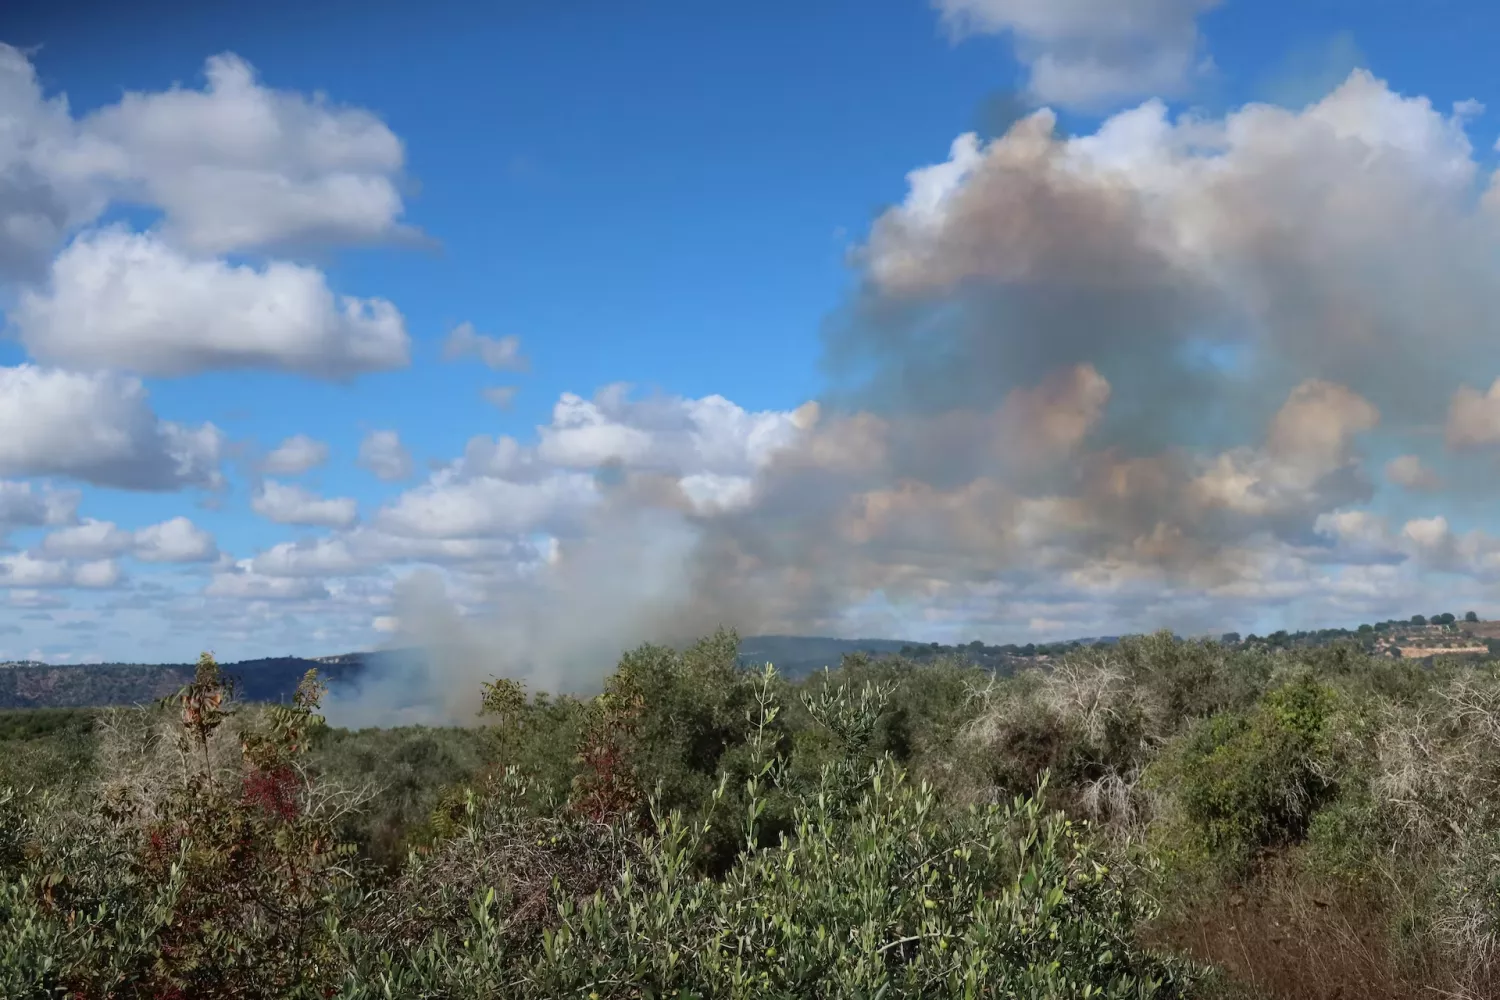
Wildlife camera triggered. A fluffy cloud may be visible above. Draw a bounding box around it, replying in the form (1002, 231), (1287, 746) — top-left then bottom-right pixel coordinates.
(83, 53), (408, 254)
(536, 386), (807, 476)
(14, 228), (409, 378)
(357, 388), (816, 548)
(1446, 378), (1500, 448)
(443, 322), (526, 371)
(358, 430), (413, 482)
(225, 388), (817, 612)
(247, 529), (542, 578)
(206, 563), (331, 601)
(1402, 514), (1452, 550)
(40, 515), (218, 563)
(0, 47), (106, 281)
(375, 472), (596, 539)
(859, 70), (1491, 429)
(677, 473), (758, 515)
(933, 0), (1221, 108)
(0, 553), (120, 589)
(0, 553), (72, 588)
(0, 481), (78, 529)
(39, 518), (133, 559)
(0, 45), (408, 269)
(262, 435), (331, 475)
(1315, 509), (1394, 551)
(1385, 515), (1500, 582)
(133, 517), (218, 563)
(1386, 454), (1442, 491)
(248, 537), (365, 578)
(73, 559), (122, 589)
(0, 366), (223, 490)
(482, 386), (519, 410)
(1192, 380), (1378, 520)
(251, 481), (359, 528)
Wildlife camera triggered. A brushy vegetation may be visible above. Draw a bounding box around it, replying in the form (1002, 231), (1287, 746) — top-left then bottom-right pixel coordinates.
(7, 631), (1500, 997)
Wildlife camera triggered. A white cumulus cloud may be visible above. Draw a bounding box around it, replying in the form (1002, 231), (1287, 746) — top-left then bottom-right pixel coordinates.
(358, 430), (413, 482)
(81, 52), (409, 255)
(1386, 454), (1442, 491)
(0, 553), (72, 588)
(536, 386), (806, 477)
(933, 0), (1221, 109)
(39, 518), (133, 559)
(134, 516), (218, 563)
(1447, 378), (1500, 448)
(0, 45), (411, 277)
(251, 480), (359, 528)
(0, 553), (121, 590)
(443, 322), (526, 371)
(0, 482), (78, 529)
(375, 472), (597, 540)
(262, 434), (330, 475)
(0, 365), (223, 490)
(206, 562), (330, 601)
(14, 228), (409, 378)
(72, 559), (122, 589)
(0, 47), (106, 281)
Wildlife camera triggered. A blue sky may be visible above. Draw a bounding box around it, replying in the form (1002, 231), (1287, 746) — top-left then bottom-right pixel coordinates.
(5, 0), (1500, 673)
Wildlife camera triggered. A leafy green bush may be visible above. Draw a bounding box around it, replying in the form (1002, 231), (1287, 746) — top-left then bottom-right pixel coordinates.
(309, 723), (491, 865)
(337, 670), (1198, 999)
(0, 707), (98, 744)
(20, 630), (1500, 996)
(0, 652), (1199, 999)
(1149, 676), (1340, 871)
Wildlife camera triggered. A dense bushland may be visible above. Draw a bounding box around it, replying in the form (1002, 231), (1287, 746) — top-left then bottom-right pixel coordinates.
(3, 631), (1500, 997)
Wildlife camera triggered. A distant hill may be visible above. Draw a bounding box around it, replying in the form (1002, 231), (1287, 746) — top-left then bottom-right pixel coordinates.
(0, 637), (942, 710)
(736, 636), (915, 678)
(0, 634), (1121, 710)
(0, 656), (366, 711)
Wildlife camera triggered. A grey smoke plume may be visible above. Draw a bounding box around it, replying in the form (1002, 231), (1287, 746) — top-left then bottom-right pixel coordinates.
(686, 71), (1500, 635)
(321, 500), (754, 729)
(329, 69), (1500, 725)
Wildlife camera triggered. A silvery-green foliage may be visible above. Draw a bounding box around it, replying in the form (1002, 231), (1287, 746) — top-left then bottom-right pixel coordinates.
(334, 676), (1196, 999)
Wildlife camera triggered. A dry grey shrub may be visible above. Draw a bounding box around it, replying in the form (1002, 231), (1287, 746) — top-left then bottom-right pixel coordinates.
(1410, 676), (1500, 985)
(94, 704), (239, 822)
(962, 651), (1167, 834)
(91, 701), (378, 835)
(1429, 821), (1500, 995)
(1330, 672), (1500, 988)
(1368, 700), (1461, 848)
(359, 768), (640, 951)
(1366, 675), (1500, 849)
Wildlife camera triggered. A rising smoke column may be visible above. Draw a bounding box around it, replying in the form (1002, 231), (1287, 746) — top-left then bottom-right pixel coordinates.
(331, 70), (1500, 726)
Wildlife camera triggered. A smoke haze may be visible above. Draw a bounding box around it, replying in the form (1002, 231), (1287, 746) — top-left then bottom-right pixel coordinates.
(328, 68), (1500, 726)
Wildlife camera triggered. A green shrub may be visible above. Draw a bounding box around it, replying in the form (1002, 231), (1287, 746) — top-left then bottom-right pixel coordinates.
(1116, 632), (1271, 726)
(28, 630), (1500, 996)
(1301, 793), (1383, 885)
(337, 671), (1199, 998)
(1150, 676), (1340, 871)
(310, 723), (492, 865)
